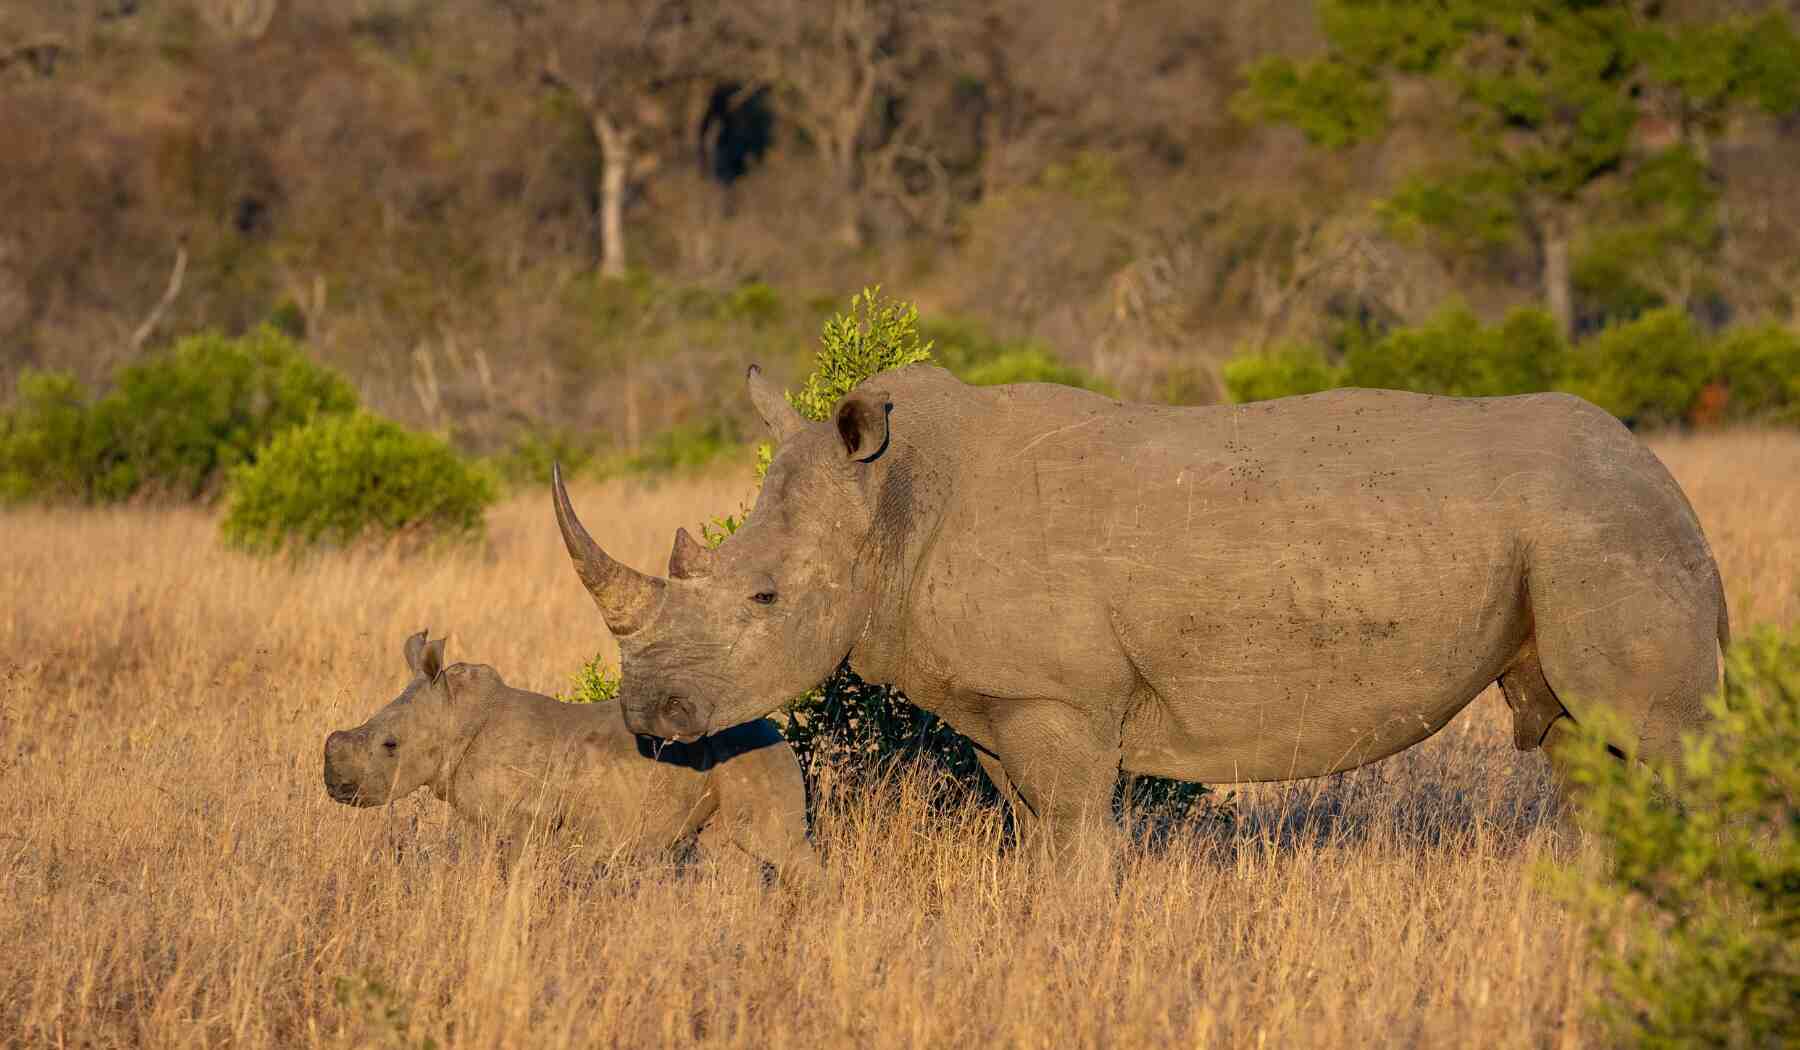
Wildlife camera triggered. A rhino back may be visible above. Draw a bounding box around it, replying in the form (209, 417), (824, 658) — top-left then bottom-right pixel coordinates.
(894, 384), (1711, 781)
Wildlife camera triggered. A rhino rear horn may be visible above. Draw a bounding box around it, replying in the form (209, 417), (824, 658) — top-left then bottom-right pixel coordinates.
(747, 364), (805, 445)
(669, 526), (714, 579)
(552, 462), (666, 636)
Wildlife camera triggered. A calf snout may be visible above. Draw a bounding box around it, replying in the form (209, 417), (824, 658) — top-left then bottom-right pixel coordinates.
(323, 729), (366, 804)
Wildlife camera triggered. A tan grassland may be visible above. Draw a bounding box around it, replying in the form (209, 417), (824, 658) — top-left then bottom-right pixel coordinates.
(1, 429), (1795, 1049)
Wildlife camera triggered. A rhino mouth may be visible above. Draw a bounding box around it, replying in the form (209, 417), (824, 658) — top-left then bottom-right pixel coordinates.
(325, 778), (372, 806)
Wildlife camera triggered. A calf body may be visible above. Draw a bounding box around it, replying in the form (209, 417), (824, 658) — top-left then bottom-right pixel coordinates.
(323, 632), (818, 885)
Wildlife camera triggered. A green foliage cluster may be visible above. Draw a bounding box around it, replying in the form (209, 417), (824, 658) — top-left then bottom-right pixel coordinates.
(1225, 305), (1800, 427)
(0, 327), (357, 503)
(787, 287), (936, 422)
(925, 316), (1116, 396)
(1239, 0), (1800, 332)
(1549, 627), (1800, 1049)
(557, 654), (623, 705)
(221, 413), (495, 553)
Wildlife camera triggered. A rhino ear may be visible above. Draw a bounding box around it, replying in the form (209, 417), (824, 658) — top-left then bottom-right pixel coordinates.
(404, 630), (430, 676)
(669, 526), (715, 579)
(834, 389), (891, 462)
(747, 364), (805, 445)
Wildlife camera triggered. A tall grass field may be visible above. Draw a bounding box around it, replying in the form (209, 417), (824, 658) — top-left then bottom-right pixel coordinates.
(2, 429), (1795, 1049)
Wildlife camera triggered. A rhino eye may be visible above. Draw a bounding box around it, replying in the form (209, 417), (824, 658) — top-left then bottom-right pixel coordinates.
(383, 738), (399, 752)
(750, 591), (778, 606)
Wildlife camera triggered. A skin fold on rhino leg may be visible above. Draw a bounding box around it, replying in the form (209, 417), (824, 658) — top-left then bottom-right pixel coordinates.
(1497, 640), (1585, 837)
(983, 697), (1124, 862)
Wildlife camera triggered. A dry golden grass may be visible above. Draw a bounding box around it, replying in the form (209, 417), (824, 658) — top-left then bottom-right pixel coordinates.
(1, 430), (1794, 1049)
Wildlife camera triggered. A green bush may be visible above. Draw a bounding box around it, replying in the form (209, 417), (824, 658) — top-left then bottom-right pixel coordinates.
(924, 315), (1112, 394)
(0, 371), (115, 503)
(1559, 308), (1711, 425)
(787, 287), (935, 421)
(1222, 344), (1341, 403)
(959, 347), (1116, 395)
(557, 654), (622, 705)
(221, 412), (494, 552)
(0, 326), (357, 503)
(1342, 304), (1567, 397)
(1549, 627), (1800, 1049)
(1711, 323), (1800, 423)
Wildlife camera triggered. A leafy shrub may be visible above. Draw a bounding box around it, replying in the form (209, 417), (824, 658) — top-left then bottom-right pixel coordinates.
(1711, 323), (1800, 423)
(1549, 627), (1800, 1049)
(787, 287), (935, 421)
(0, 371), (114, 503)
(1223, 344), (1341, 403)
(557, 654), (622, 705)
(924, 314), (1112, 394)
(1342, 305), (1567, 397)
(221, 412), (494, 552)
(0, 326), (357, 503)
(959, 347), (1116, 395)
(1558, 308), (1711, 425)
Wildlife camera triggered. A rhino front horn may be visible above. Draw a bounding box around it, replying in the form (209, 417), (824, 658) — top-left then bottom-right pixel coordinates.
(552, 462), (666, 636)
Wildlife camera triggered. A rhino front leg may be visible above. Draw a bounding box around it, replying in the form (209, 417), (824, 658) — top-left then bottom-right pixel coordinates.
(984, 697), (1122, 861)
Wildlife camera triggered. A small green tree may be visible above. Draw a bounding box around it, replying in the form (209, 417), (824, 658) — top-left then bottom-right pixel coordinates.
(1549, 627), (1800, 1049)
(1238, 1), (1800, 334)
(221, 412), (495, 552)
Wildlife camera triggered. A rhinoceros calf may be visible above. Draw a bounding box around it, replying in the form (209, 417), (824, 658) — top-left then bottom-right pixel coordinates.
(323, 631), (819, 886)
(551, 366), (1728, 849)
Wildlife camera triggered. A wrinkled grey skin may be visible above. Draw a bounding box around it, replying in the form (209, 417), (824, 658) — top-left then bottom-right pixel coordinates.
(323, 631), (819, 886)
(554, 366), (1728, 846)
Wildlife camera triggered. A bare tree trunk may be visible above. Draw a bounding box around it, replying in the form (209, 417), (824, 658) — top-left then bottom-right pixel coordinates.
(130, 237), (188, 352)
(594, 115), (631, 281)
(1542, 218), (1572, 337)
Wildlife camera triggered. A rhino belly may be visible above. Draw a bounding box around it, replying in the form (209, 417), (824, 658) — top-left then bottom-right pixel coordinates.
(1114, 502), (1531, 784)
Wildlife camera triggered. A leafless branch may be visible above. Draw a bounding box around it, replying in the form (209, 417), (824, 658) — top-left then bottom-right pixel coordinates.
(130, 237), (188, 353)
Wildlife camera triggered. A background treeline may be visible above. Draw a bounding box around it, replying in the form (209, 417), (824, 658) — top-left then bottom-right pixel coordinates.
(5, 0), (1800, 465)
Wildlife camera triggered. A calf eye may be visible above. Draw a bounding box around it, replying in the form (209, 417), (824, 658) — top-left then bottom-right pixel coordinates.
(383, 738), (399, 752)
(750, 591), (778, 605)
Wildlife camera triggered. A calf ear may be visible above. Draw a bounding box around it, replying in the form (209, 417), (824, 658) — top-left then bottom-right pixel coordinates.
(834, 390), (891, 462)
(420, 636), (447, 682)
(404, 630), (430, 676)
(669, 527), (714, 579)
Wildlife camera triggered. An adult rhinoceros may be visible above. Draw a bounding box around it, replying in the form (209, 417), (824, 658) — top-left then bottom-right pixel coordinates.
(551, 365), (1728, 846)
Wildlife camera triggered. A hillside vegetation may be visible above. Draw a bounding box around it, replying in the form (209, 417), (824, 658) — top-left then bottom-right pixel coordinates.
(6, 1), (1800, 459)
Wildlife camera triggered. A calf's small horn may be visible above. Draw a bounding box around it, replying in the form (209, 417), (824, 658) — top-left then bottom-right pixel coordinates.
(552, 462), (666, 636)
